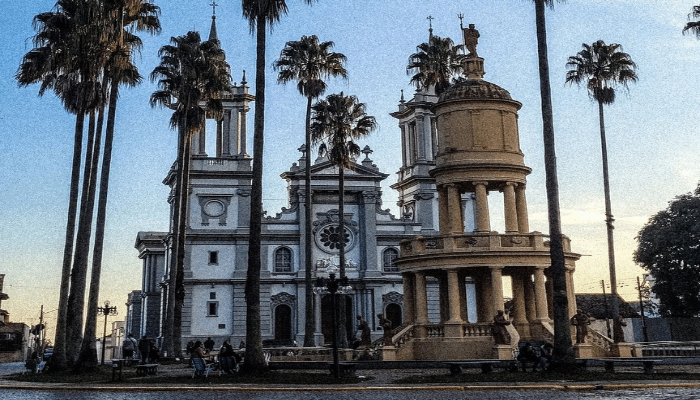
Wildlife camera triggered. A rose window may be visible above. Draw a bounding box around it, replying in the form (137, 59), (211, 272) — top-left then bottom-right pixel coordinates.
(315, 224), (355, 254)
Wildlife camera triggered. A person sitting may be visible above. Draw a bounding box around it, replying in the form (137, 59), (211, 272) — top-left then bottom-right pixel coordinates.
(539, 342), (553, 371)
(517, 342), (540, 372)
(203, 337), (215, 353)
(218, 340), (238, 373)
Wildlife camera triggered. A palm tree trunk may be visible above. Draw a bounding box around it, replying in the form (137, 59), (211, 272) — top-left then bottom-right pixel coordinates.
(303, 96), (315, 347)
(534, 0), (574, 367)
(162, 115), (186, 357)
(598, 99), (619, 321)
(173, 123), (191, 358)
(66, 110), (102, 366)
(337, 166), (348, 348)
(54, 109), (86, 370)
(244, 14), (266, 371)
(78, 103), (108, 369)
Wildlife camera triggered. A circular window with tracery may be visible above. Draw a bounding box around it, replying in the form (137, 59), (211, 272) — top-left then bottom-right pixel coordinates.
(315, 224), (356, 254)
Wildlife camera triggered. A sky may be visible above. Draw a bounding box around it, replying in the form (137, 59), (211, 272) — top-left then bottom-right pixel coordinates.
(2, 0), (700, 336)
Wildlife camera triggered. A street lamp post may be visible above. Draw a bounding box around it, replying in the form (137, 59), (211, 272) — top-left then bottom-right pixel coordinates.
(97, 301), (118, 365)
(313, 262), (352, 379)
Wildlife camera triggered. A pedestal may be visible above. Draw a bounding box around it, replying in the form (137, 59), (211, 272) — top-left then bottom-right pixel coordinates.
(573, 343), (593, 359)
(378, 346), (397, 361)
(612, 343), (637, 358)
(444, 323), (463, 338)
(492, 344), (514, 360)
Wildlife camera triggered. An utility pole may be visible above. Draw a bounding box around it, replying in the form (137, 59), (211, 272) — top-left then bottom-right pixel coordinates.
(601, 280), (612, 338)
(637, 276), (649, 342)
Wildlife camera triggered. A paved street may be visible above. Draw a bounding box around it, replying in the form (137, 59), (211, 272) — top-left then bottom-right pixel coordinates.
(3, 361), (700, 399)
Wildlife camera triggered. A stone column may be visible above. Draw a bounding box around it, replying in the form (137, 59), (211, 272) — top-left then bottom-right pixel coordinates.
(447, 184), (463, 234)
(489, 266), (504, 317)
(566, 268), (577, 317)
(503, 182), (518, 233)
(446, 270), (463, 324)
(414, 271), (428, 339)
(534, 267), (550, 322)
(474, 181), (491, 233)
(216, 119), (223, 157)
(416, 115), (426, 160)
(438, 186), (449, 235)
(240, 108), (248, 155)
(511, 274), (527, 325)
(515, 184), (529, 233)
(222, 110), (231, 156)
(402, 273), (415, 324)
(415, 272), (428, 325)
(524, 276), (537, 323)
(423, 115), (433, 161)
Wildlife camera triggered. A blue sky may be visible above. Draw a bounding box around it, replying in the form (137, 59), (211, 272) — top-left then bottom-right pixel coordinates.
(2, 0), (700, 333)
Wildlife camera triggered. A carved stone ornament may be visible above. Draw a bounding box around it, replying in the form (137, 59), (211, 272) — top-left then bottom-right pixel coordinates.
(270, 292), (297, 309)
(198, 195), (232, 226)
(383, 291), (403, 306)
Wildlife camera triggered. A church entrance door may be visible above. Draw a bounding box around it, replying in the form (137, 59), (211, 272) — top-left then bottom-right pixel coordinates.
(274, 304), (292, 344)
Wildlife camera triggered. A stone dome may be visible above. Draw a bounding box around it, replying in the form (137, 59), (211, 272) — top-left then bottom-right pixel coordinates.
(438, 79), (515, 103)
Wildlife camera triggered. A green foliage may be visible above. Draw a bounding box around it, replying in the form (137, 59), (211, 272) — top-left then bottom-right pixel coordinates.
(310, 92), (377, 168)
(635, 184), (700, 317)
(406, 35), (465, 95)
(565, 40), (638, 105)
(683, 5), (700, 38)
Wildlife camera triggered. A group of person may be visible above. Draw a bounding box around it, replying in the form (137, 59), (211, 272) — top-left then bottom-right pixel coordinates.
(516, 342), (553, 372)
(122, 333), (160, 364)
(187, 338), (242, 374)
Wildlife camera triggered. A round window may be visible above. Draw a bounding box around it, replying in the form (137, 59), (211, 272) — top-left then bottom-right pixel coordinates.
(315, 224), (355, 254)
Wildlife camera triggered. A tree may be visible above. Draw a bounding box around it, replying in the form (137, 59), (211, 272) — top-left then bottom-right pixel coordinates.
(241, 0), (314, 371)
(274, 35), (347, 347)
(310, 92), (377, 348)
(406, 34), (465, 95)
(17, 0), (107, 369)
(151, 30), (231, 358)
(566, 40), (638, 326)
(528, 0), (573, 367)
(635, 185), (700, 317)
(683, 5), (700, 37)
(79, 0), (161, 368)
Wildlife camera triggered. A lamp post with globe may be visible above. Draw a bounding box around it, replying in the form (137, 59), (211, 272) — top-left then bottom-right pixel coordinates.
(97, 300), (118, 365)
(313, 260), (353, 379)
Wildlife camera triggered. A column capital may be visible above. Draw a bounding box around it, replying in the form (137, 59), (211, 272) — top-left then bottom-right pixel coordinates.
(473, 181), (488, 187)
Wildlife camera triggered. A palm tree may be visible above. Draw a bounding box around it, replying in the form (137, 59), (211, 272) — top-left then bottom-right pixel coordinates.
(79, 0), (161, 368)
(274, 35), (347, 347)
(683, 5), (700, 37)
(16, 0), (107, 369)
(406, 34), (465, 95)
(241, 0), (313, 371)
(310, 92), (377, 348)
(528, 0), (573, 368)
(151, 30), (231, 358)
(566, 40), (638, 336)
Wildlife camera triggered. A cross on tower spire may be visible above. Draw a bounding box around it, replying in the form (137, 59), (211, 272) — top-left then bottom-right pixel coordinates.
(458, 13), (464, 30)
(427, 15), (434, 39)
(210, 1), (219, 16)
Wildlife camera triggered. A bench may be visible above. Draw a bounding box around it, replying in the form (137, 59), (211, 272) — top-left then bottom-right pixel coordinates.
(445, 360), (501, 374)
(135, 363), (159, 376)
(598, 358), (661, 374)
(329, 362), (357, 377)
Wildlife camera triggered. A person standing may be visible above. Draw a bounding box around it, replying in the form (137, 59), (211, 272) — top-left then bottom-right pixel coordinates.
(138, 335), (151, 364)
(122, 333), (137, 360)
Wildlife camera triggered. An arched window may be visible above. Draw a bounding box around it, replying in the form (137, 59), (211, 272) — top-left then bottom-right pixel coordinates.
(383, 248), (399, 273)
(274, 247), (292, 273)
